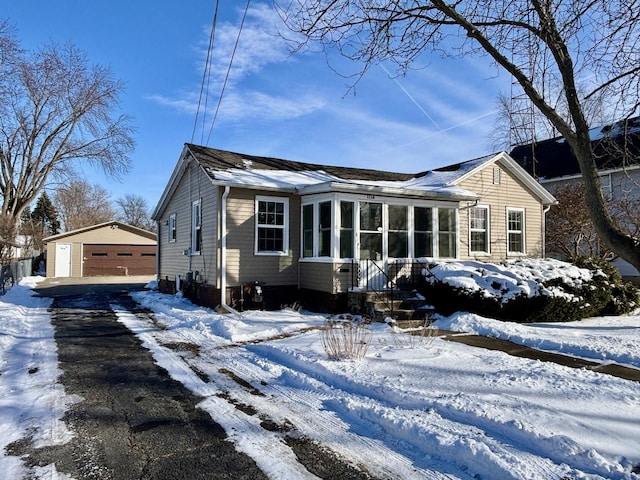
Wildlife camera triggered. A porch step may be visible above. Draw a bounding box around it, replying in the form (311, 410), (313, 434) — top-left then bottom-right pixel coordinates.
(349, 289), (435, 324)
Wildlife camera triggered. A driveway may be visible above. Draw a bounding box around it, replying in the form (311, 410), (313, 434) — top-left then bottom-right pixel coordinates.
(22, 278), (268, 480)
(20, 278), (372, 480)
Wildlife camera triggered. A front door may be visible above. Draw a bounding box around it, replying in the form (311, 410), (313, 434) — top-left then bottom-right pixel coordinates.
(55, 243), (72, 277)
(358, 201), (385, 289)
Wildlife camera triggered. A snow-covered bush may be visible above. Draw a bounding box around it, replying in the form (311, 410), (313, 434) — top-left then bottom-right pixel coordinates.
(419, 257), (638, 322)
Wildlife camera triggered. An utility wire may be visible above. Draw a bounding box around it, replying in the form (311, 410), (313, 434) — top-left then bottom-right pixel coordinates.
(192, 1), (220, 144)
(206, 0), (252, 146)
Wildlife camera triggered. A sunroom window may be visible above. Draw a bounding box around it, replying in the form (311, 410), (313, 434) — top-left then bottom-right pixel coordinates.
(388, 205), (408, 258)
(319, 201), (332, 257)
(302, 204), (313, 257)
(438, 208), (457, 258)
(414, 206), (433, 257)
(339, 201), (354, 258)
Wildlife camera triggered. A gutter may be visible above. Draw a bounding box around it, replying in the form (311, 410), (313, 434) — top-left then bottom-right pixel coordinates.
(220, 186), (242, 317)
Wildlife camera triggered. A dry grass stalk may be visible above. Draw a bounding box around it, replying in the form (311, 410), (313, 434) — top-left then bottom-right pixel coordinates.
(389, 319), (439, 348)
(320, 317), (372, 360)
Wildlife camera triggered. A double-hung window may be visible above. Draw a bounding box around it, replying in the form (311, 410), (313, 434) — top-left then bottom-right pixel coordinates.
(507, 208), (525, 254)
(256, 196), (289, 254)
(469, 206), (489, 254)
(191, 200), (201, 254)
(168, 213), (177, 243)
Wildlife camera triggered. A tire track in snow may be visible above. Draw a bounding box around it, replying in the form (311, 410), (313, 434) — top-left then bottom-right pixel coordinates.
(240, 342), (620, 480)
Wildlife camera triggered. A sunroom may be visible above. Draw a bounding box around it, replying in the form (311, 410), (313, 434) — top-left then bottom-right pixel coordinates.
(297, 182), (478, 295)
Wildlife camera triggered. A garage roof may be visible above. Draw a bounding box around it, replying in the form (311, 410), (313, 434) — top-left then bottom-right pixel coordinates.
(43, 221), (156, 243)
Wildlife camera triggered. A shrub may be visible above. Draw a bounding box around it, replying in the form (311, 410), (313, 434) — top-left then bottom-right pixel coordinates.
(320, 316), (372, 360)
(418, 257), (638, 323)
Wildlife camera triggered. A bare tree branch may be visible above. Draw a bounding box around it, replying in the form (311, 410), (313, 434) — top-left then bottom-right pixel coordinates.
(279, 0), (640, 272)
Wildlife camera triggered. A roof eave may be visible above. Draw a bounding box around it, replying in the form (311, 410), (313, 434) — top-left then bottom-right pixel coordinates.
(299, 181), (479, 201)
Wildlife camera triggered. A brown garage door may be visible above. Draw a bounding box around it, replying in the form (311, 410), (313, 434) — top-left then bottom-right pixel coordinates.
(83, 244), (156, 276)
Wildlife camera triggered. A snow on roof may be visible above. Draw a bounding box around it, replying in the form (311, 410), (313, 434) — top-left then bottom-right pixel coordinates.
(187, 144), (495, 199)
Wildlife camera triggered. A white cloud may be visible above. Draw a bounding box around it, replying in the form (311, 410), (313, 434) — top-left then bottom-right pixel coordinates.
(216, 90), (327, 122)
(202, 3), (293, 85)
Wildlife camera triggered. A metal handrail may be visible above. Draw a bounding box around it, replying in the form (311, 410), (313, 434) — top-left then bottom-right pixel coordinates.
(352, 258), (431, 312)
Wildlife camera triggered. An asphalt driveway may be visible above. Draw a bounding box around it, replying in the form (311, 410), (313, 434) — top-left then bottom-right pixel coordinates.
(21, 278), (268, 480)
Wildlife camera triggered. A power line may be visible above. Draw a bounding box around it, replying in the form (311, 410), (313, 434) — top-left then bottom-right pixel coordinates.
(206, 0), (252, 146)
(192, 1), (220, 145)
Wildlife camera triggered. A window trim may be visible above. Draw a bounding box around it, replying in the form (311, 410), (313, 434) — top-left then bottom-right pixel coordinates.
(168, 213), (177, 243)
(506, 207), (526, 255)
(599, 173), (613, 200)
(469, 205), (490, 255)
(255, 195), (289, 256)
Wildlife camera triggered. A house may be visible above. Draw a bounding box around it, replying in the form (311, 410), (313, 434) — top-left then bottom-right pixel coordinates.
(152, 144), (556, 313)
(510, 116), (640, 279)
(43, 221), (157, 278)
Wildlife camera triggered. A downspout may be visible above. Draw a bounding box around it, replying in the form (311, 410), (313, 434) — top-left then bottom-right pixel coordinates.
(220, 186), (242, 316)
(542, 205), (551, 258)
(155, 220), (161, 284)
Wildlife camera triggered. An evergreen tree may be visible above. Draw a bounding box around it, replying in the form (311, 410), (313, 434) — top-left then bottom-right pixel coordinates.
(32, 192), (61, 235)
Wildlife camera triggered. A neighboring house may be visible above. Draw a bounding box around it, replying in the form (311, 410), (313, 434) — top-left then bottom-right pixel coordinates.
(510, 116), (640, 279)
(152, 144), (556, 313)
(44, 221), (157, 278)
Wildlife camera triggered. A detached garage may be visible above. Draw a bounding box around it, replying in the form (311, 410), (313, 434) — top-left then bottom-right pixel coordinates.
(44, 221), (157, 278)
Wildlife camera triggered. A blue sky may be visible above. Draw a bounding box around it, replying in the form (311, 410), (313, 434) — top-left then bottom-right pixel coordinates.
(4, 1), (512, 209)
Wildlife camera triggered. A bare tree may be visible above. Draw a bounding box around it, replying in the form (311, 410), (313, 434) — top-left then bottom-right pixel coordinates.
(116, 194), (154, 231)
(278, 0), (640, 271)
(0, 21), (134, 245)
(0, 213), (17, 265)
(547, 182), (640, 262)
(54, 180), (115, 232)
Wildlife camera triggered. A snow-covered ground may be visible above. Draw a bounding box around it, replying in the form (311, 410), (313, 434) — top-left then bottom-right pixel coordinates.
(1, 271), (639, 479)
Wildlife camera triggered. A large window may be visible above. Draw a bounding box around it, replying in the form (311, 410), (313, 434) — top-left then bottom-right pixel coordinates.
(191, 200), (201, 254)
(359, 202), (382, 260)
(438, 208), (457, 258)
(301, 199), (459, 261)
(388, 205), (408, 258)
(168, 213), (176, 243)
(256, 196), (289, 254)
(339, 201), (354, 258)
(414, 206), (433, 257)
(507, 208), (525, 254)
(469, 206), (489, 253)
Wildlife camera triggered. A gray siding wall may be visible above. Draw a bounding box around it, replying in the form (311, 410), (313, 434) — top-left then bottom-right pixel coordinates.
(300, 261), (354, 294)
(157, 160), (219, 285)
(225, 189), (300, 287)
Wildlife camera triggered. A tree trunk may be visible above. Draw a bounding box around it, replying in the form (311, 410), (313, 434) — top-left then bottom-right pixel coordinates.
(573, 141), (640, 273)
